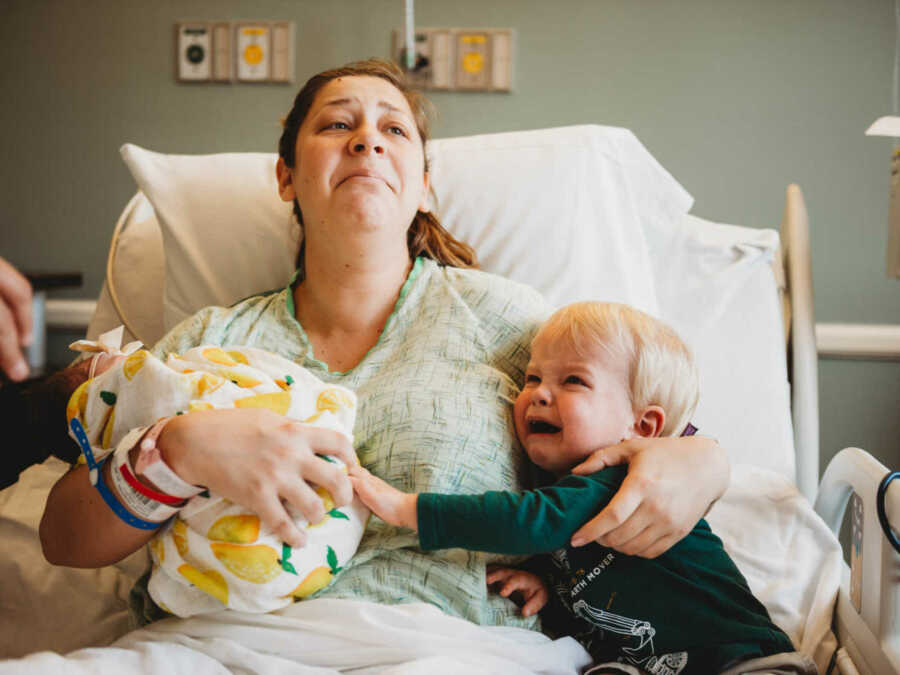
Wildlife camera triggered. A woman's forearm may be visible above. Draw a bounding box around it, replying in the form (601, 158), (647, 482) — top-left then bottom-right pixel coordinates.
(702, 437), (731, 513)
(39, 461), (158, 567)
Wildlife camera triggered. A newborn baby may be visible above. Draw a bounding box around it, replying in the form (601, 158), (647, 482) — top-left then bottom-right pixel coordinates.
(66, 340), (366, 616)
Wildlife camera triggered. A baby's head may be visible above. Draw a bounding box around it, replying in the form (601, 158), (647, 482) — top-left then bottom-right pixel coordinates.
(513, 302), (699, 475)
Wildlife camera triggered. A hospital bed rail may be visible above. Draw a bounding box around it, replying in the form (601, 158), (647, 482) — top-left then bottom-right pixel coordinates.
(779, 184), (899, 675)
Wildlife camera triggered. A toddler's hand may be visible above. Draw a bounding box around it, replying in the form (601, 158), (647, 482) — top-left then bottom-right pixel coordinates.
(349, 465), (418, 531)
(486, 566), (548, 617)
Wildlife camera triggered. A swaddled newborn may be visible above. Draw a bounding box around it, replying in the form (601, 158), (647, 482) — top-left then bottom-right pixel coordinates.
(66, 342), (367, 616)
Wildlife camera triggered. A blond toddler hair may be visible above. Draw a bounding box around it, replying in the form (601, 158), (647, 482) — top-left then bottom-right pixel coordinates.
(537, 302), (699, 437)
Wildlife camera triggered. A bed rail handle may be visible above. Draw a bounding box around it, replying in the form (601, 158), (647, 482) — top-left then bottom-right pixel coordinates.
(815, 447), (900, 673)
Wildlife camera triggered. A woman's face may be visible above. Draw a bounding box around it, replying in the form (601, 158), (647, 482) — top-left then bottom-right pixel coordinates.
(277, 76), (429, 251)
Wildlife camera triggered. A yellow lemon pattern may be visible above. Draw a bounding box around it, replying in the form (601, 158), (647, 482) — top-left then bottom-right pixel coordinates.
(188, 400), (214, 412)
(192, 372), (225, 397)
(317, 388), (355, 413)
(285, 545), (343, 598)
(202, 347), (237, 366)
(172, 519), (189, 558)
(308, 487), (338, 529)
(305, 388), (355, 423)
(123, 349), (149, 380)
(100, 407), (116, 449)
(207, 515), (260, 544)
(220, 369), (263, 388)
(178, 564), (229, 605)
(227, 350), (249, 365)
(210, 543), (282, 584)
(66, 379), (91, 424)
(150, 537), (165, 564)
(288, 566), (333, 598)
(234, 391), (291, 415)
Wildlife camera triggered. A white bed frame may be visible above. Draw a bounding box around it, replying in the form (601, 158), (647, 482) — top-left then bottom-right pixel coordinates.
(778, 186), (899, 675)
(97, 181), (899, 675)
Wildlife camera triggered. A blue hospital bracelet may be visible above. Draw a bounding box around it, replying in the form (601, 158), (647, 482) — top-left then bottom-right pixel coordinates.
(69, 418), (163, 531)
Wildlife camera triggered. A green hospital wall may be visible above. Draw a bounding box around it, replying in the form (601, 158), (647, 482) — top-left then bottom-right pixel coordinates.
(1, 0), (898, 475)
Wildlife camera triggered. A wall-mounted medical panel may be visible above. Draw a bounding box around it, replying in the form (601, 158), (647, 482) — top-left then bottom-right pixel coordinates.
(175, 21), (294, 84)
(392, 28), (515, 92)
(176, 23), (212, 81)
(235, 23), (270, 82)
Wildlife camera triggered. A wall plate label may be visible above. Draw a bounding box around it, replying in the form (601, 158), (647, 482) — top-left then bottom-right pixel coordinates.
(236, 24), (270, 81)
(177, 24), (211, 81)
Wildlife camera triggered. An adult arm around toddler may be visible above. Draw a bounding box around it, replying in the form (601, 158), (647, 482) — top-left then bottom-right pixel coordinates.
(570, 435), (730, 558)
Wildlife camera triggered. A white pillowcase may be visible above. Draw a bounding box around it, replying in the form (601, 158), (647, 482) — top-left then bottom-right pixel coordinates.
(119, 145), (300, 330)
(427, 125), (693, 315)
(120, 125), (693, 332)
(651, 215), (795, 480)
(87, 194), (164, 346)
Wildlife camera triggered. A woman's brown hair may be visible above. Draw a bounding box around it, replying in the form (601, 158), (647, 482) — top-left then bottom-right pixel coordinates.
(278, 58), (477, 270)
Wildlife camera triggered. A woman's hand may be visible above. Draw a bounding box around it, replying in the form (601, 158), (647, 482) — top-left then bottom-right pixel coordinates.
(486, 566), (548, 617)
(348, 465), (418, 531)
(569, 436), (730, 558)
(157, 408), (357, 548)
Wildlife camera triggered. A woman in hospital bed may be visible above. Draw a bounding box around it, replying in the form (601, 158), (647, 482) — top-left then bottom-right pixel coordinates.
(23, 59), (730, 673)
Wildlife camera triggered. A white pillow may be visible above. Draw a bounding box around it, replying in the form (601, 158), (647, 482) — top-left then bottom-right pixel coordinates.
(427, 126), (692, 314)
(651, 214), (795, 480)
(121, 126), (693, 334)
(119, 145), (300, 330)
(87, 194), (164, 346)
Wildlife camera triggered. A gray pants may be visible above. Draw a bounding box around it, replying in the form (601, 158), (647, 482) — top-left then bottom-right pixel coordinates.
(584, 651), (817, 675)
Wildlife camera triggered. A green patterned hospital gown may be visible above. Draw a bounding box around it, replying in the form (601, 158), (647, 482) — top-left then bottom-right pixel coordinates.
(149, 257), (550, 628)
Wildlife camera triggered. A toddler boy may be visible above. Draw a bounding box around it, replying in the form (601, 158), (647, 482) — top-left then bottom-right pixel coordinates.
(351, 302), (814, 675)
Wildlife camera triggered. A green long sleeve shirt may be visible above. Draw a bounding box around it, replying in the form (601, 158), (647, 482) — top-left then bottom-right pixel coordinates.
(418, 466), (796, 674)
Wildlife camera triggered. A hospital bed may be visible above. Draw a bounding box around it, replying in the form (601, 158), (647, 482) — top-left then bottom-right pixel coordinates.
(0, 125), (897, 674)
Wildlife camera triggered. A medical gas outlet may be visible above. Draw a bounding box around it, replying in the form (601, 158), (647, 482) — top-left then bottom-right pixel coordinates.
(176, 22), (294, 84)
(392, 28), (514, 91)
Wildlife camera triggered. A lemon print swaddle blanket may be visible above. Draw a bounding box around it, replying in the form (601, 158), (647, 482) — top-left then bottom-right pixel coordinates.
(66, 342), (367, 616)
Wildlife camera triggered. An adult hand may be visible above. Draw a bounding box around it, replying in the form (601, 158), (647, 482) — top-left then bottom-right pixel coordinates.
(569, 436), (730, 558)
(349, 464), (418, 530)
(486, 567), (549, 617)
(157, 409), (357, 548)
(0, 257), (33, 382)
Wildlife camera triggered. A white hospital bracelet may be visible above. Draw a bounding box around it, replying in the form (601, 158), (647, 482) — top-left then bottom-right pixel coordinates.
(132, 418), (206, 500)
(110, 442), (183, 522)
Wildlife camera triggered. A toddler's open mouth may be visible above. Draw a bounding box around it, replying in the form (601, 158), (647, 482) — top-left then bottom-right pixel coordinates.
(529, 420), (561, 434)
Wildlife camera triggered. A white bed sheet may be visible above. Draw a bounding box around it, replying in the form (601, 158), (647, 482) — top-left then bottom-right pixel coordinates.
(2, 599), (592, 675)
(0, 462), (840, 672)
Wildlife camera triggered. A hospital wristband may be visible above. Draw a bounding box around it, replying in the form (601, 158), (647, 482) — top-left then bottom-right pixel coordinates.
(109, 446), (184, 522)
(131, 418), (206, 500)
(68, 418), (163, 530)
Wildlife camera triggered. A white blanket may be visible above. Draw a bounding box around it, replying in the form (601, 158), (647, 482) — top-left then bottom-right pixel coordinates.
(1, 599), (592, 674)
(705, 464), (842, 673)
(0, 465), (840, 673)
